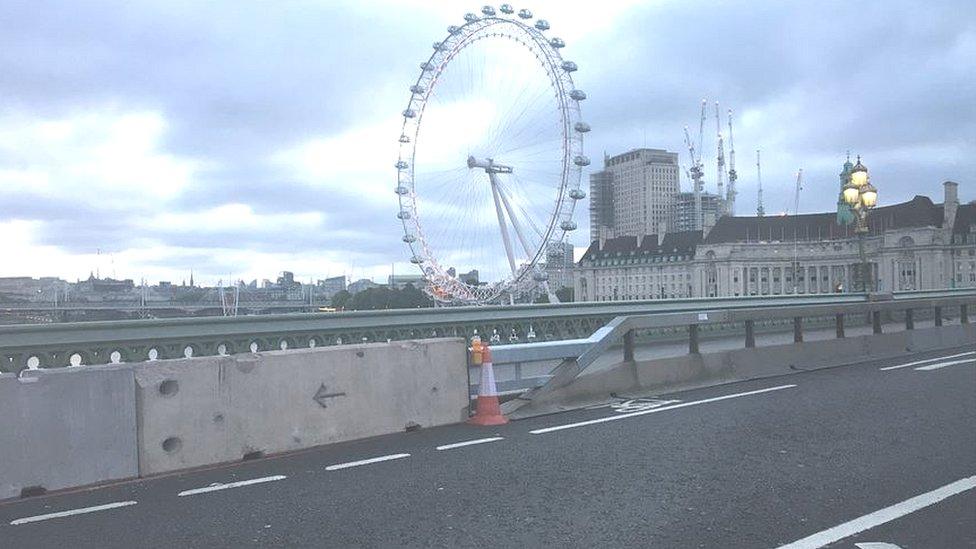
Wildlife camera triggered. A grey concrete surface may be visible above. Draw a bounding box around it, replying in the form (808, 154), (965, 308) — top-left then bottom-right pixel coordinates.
(0, 366), (138, 500)
(0, 349), (972, 548)
(133, 338), (468, 475)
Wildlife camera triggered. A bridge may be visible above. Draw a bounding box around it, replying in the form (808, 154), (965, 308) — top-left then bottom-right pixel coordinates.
(0, 290), (973, 547)
(0, 300), (333, 324)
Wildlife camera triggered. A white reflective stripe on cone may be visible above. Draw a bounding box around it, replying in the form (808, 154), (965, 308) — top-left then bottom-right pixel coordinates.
(479, 361), (498, 397)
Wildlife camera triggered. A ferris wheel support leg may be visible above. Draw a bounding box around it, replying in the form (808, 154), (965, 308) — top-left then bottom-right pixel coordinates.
(497, 183), (534, 258)
(489, 173), (518, 276)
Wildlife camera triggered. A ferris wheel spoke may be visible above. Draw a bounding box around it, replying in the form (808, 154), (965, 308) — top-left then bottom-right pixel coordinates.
(502, 174), (550, 241)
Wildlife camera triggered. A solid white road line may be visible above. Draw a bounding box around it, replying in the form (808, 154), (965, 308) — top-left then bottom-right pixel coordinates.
(529, 384), (797, 435)
(879, 351), (976, 371)
(10, 501), (138, 526)
(325, 453), (411, 471)
(436, 437), (504, 451)
(915, 358), (975, 371)
(775, 475), (976, 549)
(177, 475), (287, 497)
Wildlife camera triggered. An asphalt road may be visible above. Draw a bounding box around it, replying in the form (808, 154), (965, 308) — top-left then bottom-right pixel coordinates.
(1, 347), (974, 548)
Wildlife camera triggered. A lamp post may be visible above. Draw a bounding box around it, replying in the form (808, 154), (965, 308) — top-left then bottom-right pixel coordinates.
(841, 156), (878, 292)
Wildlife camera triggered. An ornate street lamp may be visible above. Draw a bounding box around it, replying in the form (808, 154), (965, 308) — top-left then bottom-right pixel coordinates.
(841, 156), (879, 291)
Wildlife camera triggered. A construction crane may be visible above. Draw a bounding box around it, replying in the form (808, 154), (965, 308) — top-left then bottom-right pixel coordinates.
(791, 168), (803, 292)
(714, 102), (725, 216)
(726, 109), (738, 215)
(793, 168), (803, 217)
(756, 149), (765, 217)
(682, 99), (707, 230)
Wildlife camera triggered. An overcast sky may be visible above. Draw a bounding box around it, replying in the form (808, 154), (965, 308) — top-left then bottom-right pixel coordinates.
(1, 0), (973, 285)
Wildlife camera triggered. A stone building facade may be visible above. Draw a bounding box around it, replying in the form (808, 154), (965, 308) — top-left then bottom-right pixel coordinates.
(575, 182), (974, 301)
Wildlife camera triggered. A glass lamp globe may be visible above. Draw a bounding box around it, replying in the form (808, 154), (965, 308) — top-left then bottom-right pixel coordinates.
(850, 157), (868, 187)
(861, 183), (878, 208)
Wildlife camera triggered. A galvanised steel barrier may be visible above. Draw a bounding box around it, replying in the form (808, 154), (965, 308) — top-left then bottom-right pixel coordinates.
(484, 289), (976, 396)
(1, 290), (971, 374)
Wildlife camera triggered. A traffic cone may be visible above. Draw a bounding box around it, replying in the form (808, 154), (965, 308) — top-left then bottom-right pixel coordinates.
(468, 346), (508, 426)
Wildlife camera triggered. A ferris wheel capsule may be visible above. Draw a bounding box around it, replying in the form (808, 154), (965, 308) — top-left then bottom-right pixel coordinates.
(481, 6), (496, 16)
(395, 186), (409, 195)
(395, 160), (409, 170)
(464, 13), (479, 23)
(448, 25), (461, 34)
(560, 220), (578, 231)
(561, 60), (577, 72)
(574, 155), (591, 167)
(534, 19), (550, 31)
(549, 37), (565, 48)
(569, 89), (586, 100)
(499, 4), (514, 14)
(410, 84), (426, 94)
(569, 188), (586, 200)
(518, 9), (532, 19)
(402, 109), (416, 118)
(397, 210), (411, 220)
(574, 121), (591, 133)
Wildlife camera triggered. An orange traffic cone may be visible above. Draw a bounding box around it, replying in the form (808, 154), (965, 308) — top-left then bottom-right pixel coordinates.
(468, 346), (509, 426)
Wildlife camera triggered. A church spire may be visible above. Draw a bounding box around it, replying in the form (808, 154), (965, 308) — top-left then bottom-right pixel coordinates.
(836, 154), (856, 226)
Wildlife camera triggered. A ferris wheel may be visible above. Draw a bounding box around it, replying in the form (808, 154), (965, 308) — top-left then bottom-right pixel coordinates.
(395, 4), (590, 305)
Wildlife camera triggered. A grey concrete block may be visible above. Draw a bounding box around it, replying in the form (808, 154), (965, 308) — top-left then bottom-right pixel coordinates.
(0, 366), (138, 501)
(134, 338), (468, 476)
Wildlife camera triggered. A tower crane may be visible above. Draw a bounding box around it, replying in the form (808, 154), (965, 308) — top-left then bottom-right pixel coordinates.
(756, 149), (765, 217)
(683, 99), (707, 230)
(714, 102), (725, 216)
(793, 168), (803, 217)
(792, 168), (803, 292)
(726, 109), (738, 215)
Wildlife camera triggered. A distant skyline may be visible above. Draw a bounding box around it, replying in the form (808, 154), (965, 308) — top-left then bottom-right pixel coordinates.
(1, 0), (973, 285)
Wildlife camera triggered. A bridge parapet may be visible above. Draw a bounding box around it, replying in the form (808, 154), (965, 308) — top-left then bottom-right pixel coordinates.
(0, 290), (970, 374)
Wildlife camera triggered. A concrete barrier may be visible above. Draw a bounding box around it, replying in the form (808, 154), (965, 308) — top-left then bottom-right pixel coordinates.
(134, 338), (467, 475)
(511, 324), (976, 417)
(0, 366), (138, 500)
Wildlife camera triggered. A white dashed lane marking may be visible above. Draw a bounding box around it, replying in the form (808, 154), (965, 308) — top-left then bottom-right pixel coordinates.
(915, 358), (975, 371)
(178, 475), (287, 497)
(775, 475), (976, 549)
(10, 501), (138, 526)
(436, 437), (504, 451)
(879, 351), (976, 371)
(529, 384), (797, 435)
(325, 453), (411, 471)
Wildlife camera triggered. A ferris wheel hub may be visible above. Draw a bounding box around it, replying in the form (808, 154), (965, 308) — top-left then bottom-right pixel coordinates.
(467, 155), (513, 173)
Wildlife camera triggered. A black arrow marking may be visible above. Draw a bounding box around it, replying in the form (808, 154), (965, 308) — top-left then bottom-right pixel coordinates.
(313, 383), (347, 408)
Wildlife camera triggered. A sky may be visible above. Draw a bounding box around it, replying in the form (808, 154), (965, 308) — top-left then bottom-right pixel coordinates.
(1, 0), (973, 286)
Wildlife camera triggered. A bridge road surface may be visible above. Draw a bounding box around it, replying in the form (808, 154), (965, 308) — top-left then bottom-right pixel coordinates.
(1, 348), (973, 548)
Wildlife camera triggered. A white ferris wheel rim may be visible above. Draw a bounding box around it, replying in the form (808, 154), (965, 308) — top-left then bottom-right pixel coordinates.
(395, 6), (589, 304)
